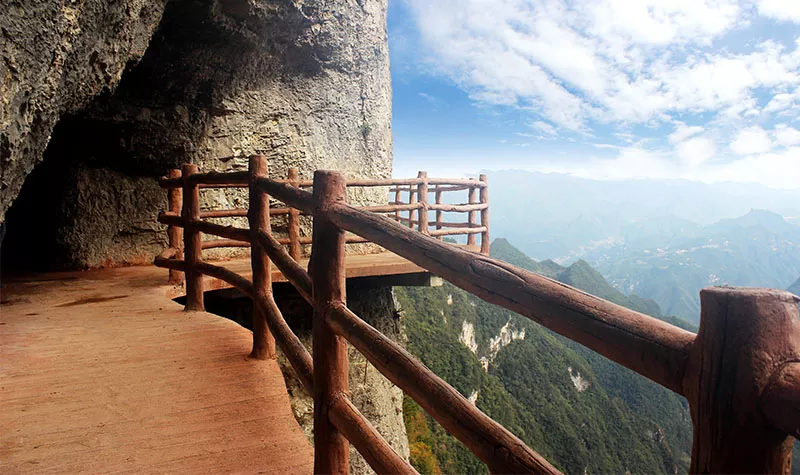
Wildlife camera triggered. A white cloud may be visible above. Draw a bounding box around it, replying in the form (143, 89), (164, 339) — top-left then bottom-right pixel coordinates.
(774, 124), (800, 147)
(418, 92), (442, 104)
(677, 136), (717, 167)
(730, 126), (774, 155)
(757, 0), (800, 23)
(408, 0), (800, 130)
(523, 143), (800, 189)
(669, 123), (705, 144)
(529, 121), (558, 136)
(706, 147), (800, 188)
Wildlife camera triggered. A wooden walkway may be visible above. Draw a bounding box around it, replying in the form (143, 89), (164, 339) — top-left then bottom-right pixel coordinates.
(0, 264), (314, 474)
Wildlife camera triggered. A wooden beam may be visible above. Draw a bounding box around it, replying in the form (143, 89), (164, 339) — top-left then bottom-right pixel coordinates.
(467, 183), (477, 246)
(167, 169), (184, 285)
(288, 167), (302, 261)
(201, 239), (250, 249)
(310, 170), (350, 474)
(427, 202), (488, 212)
(248, 155), (276, 360)
(182, 164), (203, 312)
(434, 188), (443, 241)
(479, 174), (490, 255)
(417, 171), (428, 235)
(684, 287), (799, 473)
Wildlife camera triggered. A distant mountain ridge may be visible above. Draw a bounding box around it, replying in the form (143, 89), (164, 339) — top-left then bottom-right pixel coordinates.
(588, 209), (800, 322)
(485, 170), (800, 262)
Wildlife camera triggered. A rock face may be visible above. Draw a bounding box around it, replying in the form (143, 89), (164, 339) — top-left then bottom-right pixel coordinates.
(1, 0), (392, 270)
(1, 0), (167, 223)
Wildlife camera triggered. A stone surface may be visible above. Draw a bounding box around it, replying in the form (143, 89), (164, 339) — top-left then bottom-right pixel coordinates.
(1, 0), (167, 221)
(1, 0), (392, 270)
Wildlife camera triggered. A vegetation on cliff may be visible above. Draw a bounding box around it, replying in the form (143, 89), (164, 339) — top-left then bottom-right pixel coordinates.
(398, 238), (695, 474)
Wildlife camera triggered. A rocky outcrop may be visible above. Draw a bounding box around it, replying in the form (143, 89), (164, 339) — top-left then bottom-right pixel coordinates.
(568, 366), (591, 392)
(1, 0), (392, 270)
(1, 0), (167, 222)
(459, 321), (478, 353)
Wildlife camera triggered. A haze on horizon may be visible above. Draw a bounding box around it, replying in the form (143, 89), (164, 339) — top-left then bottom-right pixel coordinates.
(388, 0), (800, 189)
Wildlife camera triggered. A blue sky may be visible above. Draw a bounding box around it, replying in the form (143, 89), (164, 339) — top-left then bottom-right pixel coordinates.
(388, 0), (800, 188)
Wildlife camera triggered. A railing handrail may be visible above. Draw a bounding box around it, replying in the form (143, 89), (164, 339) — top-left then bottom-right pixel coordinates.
(154, 159), (800, 475)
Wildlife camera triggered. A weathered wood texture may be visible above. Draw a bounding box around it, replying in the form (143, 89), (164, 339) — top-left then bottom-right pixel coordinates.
(182, 164), (203, 311)
(394, 188), (402, 222)
(167, 169), (184, 284)
(417, 171), (428, 234)
(0, 266), (313, 474)
(683, 287), (800, 473)
(200, 208), (248, 218)
(323, 202), (694, 394)
(479, 174), (490, 255)
(762, 362), (800, 439)
(310, 171), (350, 474)
(288, 167), (302, 260)
(408, 189), (417, 229)
(201, 239), (250, 249)
(248, 155), (276, 360)
(434, 188), (443, 240)
(467, 184), (477, 246)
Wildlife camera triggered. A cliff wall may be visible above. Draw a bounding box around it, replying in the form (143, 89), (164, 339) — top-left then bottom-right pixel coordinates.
(1, 0), (392, 270)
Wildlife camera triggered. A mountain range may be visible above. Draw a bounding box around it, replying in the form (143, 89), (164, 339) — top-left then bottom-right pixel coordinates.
(585, 209), (800, 322)
(482, 171), (800, 323)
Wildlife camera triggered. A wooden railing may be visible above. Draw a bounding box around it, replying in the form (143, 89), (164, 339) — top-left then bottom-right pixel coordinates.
(155, 156), (800, 474)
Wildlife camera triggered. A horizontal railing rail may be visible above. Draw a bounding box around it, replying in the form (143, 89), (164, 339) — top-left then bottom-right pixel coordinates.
(158, 165), (490, 255)
(154, 157), (800, 474)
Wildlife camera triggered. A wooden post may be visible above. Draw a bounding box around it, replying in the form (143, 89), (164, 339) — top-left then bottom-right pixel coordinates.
(167, 169), (184, 284)
(408, 188), (417, 229)
(479, 174), (489, 255)
(394, 188), (402, 222)
(182, 163), (204, 312)
(434, 187), (443, 241)
(248, 156), (276, 360)
(467, 182), (477, 247)
(684, 287), (800, 473)
(288, 167), (302, 261)
(310, 170), (349, 474)
(417, 171), (428, 234)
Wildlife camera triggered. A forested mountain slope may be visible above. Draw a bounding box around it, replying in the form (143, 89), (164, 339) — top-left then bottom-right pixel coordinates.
(397, 239), (695, 474)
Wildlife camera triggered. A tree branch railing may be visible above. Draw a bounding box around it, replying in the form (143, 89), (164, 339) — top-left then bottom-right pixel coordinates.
(154, 157), (800, 474)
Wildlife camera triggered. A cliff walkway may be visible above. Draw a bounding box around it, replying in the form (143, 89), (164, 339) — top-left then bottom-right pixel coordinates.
(2, 155), (798, 474)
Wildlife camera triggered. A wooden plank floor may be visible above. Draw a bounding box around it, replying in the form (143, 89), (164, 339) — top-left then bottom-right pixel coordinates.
(0, 265), (314, 474)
